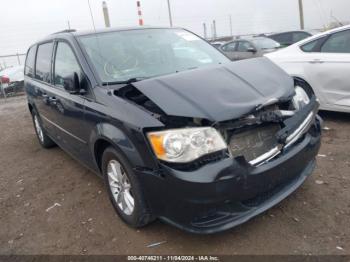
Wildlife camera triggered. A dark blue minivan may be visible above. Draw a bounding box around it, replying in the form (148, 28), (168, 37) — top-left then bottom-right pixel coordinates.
(25, 27), (322, 234)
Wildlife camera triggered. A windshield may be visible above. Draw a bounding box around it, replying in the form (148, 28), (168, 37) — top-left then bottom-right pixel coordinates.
(78, 28), (230, 83)
(251, 38), (280, 49)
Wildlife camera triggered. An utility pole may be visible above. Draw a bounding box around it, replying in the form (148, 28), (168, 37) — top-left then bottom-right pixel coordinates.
(67, 20), (71, 30)
(213, 20), (217, 39)
(298, 0), (304, 30)
(167, 0), (173, 27)
(136, 1), (144, 26)
(203, 23), (207, 39)
(102, 1), (111, 27)
(229, 15), (233, 36)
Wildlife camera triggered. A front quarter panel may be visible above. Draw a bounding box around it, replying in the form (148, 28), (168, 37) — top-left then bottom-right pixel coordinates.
(85, 86), (164, 171)
(265, 49), (328, 106)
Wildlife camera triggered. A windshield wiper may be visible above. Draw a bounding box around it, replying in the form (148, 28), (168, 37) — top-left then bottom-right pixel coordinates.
(103, 77), (150, 85)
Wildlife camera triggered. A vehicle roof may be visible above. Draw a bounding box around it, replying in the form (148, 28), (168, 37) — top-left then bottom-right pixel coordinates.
(33, 26), (179, 44)
(318, 24), (350, 35)
(267, 30), (312, 36)
(289, 24), (350, 46)
(228, 36), (275, 42)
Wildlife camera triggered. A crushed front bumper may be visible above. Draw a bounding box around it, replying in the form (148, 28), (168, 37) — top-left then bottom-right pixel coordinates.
(136, 114), (322, 234)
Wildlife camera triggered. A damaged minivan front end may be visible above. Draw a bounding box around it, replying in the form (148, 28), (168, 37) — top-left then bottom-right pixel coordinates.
(26, 27), (322, 234)
(112, 57), (322, 234)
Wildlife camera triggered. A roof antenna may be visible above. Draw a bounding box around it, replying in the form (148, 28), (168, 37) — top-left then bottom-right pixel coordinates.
(330, 10), (344, 27)
(87, 0), (97, 32)
(87, 0), (106, 88)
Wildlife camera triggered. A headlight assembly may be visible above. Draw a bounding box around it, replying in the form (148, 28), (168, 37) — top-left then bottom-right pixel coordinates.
(147, 127), (227, 163)
(292, 86), (310, 111)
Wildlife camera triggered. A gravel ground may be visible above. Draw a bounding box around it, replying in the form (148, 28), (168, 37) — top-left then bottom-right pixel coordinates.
(0, 96), (349, 255)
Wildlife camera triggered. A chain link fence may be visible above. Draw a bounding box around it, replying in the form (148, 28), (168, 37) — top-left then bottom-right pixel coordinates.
(0, 53), (26, 70)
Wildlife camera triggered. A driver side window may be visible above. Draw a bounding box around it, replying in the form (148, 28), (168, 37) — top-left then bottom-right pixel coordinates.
(237, 41), (254, 52)
(54, 42), (82, 87)
(222, 42), (237, 52)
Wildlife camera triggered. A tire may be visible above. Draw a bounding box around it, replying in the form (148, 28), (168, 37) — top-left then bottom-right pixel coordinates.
(294, 78), (314, 98)
(102, 146), (154, 228)
(31, 109), (56, 148)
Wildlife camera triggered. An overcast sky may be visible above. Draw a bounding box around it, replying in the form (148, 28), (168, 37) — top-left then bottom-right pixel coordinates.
(0, 0), (349, 56)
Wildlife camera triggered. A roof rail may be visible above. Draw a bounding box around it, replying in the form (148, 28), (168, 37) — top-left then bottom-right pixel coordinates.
(51, 29), (76, 35)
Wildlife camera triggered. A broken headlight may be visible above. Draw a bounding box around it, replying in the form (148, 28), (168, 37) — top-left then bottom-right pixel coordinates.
(147, 127), (227, 163)
(292, 86), (310, 111)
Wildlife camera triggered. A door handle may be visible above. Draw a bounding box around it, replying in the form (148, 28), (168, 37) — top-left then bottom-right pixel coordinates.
(309, 59), (324, 64)
(42, 93), (48, 98)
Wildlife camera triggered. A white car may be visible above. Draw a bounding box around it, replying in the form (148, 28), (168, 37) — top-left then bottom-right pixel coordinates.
(0, 65), (24, 95)
(265, 25), (350, 113)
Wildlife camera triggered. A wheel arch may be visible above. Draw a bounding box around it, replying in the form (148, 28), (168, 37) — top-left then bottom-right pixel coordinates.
(28, 101), (39, 115)
(293, 76), (315, 94)
(291, 75), (327, 101)
(91, 123), (158, 173)
(93, 138), (113, 172)
(293, 76), (312, 89)
(28, 103), (33, 113)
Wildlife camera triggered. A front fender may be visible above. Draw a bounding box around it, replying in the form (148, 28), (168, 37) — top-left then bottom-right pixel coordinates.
(89, 122), (158, 170)
(269, 60), (326, 106)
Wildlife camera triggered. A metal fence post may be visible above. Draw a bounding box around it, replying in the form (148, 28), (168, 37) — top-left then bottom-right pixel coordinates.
(0, 53), (26, 68)
(16, 53), (21, 65)
(0, 81), (7, 100)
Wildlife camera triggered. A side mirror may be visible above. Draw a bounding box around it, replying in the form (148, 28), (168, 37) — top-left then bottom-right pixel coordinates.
(63, 72), (80, 94)
(247, 47), (257, 53)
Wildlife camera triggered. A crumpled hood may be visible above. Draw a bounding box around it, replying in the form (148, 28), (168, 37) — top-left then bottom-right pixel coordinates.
(133, 57), (294, 122)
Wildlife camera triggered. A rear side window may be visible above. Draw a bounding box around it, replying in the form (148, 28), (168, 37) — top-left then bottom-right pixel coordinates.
(25, 46), (36, 77)
(300, 36), (326, 52)
(321, 30), (350, 53)
(271, 33), (291, 44)
(300, 40), (318, 52)
(54, 42), (82, 87)
(35, 42), (53, 83)
(293, 32), (310, 42)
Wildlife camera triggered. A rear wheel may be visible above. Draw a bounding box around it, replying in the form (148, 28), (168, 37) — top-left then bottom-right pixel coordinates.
(31, 110), (56, 148)
(102, 146), (154, 228)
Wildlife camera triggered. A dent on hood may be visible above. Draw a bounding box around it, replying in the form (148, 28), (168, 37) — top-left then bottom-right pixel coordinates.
(115, 57), (295, 126)
(131, 57), (294, 122)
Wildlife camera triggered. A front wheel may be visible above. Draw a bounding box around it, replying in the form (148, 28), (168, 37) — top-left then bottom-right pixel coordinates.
(294, 78), (314, 98)
(102, 146), (154, 228)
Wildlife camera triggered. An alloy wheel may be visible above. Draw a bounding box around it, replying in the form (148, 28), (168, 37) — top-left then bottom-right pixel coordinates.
(34, 115), (44, 143)
(107, 159), (134, 216)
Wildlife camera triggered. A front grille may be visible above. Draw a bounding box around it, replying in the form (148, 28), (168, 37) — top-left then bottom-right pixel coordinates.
(228, 124), (281, 163)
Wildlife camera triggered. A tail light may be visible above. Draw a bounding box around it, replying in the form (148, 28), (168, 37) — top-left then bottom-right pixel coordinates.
(1, 76), (10, 84)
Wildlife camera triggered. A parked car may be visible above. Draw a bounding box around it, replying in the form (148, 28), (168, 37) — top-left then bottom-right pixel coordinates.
(265, 25), (350, 113)
(265, 31), (313, 47)
(25, 27), (321, 234)
(0, 65), (24, 96)
(220, 37), (281, 61)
